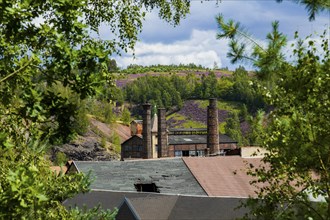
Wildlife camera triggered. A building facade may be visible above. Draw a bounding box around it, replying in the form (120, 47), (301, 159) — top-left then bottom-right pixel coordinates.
(121, 99), (239, 160)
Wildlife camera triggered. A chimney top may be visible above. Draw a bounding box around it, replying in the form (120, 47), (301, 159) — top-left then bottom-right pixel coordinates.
(209, 98), (217, 108)
(143, 103), (151, 107)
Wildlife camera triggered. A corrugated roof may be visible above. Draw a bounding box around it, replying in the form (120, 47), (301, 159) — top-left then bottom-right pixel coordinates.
(73, 158), (206, 196)
(183, 157), (264, 197)
(168, 134), (237, 145)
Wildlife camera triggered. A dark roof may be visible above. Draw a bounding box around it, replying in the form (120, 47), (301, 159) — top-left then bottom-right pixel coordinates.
(121, 135), (143, 146)
(168, 134), (237, 145)
(131, 120), (142, 124)
(169, 128), (207, 132)
(65, 190), (250, 220)
(168, 196), (249, 220)
(72, 158), (206, 196)
(63, 190), (167, 211)
(123, 195), (178, 220)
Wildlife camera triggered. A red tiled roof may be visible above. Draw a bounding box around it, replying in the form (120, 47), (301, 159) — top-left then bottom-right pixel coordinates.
(183, 156), (265, 198)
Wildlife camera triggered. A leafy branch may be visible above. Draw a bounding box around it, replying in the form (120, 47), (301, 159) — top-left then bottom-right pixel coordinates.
(0, 58), (34, 84)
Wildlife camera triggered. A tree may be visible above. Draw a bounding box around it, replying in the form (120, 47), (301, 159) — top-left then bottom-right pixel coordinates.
(0, 138), (93, 219)
(246, 110), (265, 146)
(245, 30), (329, 219)
(275, 0), (330, 21)
(216, 16), (287, 88)
(216, 7), (330, 218)
(225, 111), (245, 146)
(0, 0), (190, 218)
(0, 0), (190, 142)
(121, 107), (131, 126)
(226, 66), (265, 112)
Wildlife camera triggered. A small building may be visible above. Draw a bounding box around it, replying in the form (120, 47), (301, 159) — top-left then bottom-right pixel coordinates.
(121, 135), (143, 159)
(130, 120), (142, 136)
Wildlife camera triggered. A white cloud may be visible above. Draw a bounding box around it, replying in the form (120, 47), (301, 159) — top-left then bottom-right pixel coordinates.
(109, 1), (329, 70)
(116, 29), (229, 69)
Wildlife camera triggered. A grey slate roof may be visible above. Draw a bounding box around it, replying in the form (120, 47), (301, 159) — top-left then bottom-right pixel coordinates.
(72, 158), (206, 195)
(63, 190), (166, 211)
(168, 134), (237, 145)
(64, 190), (250, 220)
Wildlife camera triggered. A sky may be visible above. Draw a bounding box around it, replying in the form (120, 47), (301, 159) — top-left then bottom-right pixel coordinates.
(102, 1), (329, 70)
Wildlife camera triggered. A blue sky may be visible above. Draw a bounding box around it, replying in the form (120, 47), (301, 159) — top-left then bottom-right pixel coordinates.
(105, 1), (329, 70)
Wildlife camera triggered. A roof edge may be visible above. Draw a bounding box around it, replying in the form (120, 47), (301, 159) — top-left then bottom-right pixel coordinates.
(181, 158), (208, 196)
(123, 197), (141, 220)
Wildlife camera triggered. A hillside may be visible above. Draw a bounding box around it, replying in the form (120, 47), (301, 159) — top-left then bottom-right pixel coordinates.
(52, 117), (131, 162)
(116, 70), (232, 88)
(167, 99), (247, 134)
(51, 66), (259, 162)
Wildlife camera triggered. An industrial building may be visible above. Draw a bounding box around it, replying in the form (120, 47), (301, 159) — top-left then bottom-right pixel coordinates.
(121, 98), (239, 160)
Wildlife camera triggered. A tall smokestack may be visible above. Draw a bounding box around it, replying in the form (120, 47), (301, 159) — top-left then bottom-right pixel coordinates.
(158, 108), (168, 157)
(142, 103), (152, 159)
(207, 98), (220, 155)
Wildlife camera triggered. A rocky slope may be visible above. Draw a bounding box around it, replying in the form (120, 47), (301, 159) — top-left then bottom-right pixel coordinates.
(52, 118), (131, 161)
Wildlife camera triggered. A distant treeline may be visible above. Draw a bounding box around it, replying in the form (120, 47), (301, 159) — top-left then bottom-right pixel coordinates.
(123, 66), (265, 113)
(119, 63), (208, 74)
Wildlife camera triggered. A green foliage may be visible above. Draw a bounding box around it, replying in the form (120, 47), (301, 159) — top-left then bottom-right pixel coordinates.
(243, 30), (330, 219)
(194, 72), (220, 98)
(225, 66), (266, 112)
(0, 138), (91, 219)
(100, 137), (107, 148)
(240, 104), (249, 121)
(121, 107), (131, 126)
(121, 63), (207, 74)
(225, 112), (245, 146)
(0, 0), (190, 143)
(104, 102), (116, 124)
(0, 0), (190, 218)
(110, 133), (122, 153)
(54, 152), (69, 166)
(86, 99), (118, 124)
(125, 74), (185, 110)
(216, 16), (287, 88)
(275, 0), (330, 21)
(70, 206), (118, 219)
(246, 110), (265, 146)
(96, 81), (125, 105)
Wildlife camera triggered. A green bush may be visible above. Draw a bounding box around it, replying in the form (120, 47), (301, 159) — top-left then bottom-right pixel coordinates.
(54, 152), (68, 166)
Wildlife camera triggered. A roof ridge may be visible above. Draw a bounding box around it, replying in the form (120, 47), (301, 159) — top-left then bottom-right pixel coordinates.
(181, 157), (208, 196)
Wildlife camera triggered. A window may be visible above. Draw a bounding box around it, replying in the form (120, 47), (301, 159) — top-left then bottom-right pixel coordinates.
(134, 183), (160, 193)
(196, 150), (205, 157)
(182, 151), (189, 157)
(189, 150), (196, 156)
(175, 151), (182, 157)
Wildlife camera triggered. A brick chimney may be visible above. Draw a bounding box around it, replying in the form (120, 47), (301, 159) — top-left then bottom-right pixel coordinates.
(207, 98), (220, 155)
(142, 103), (152, 159)
(157, 108), (168, 157)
